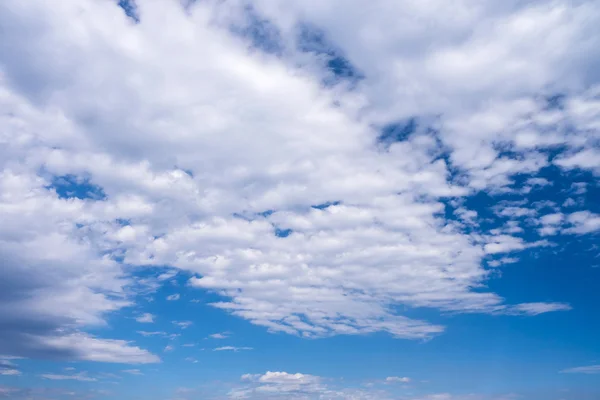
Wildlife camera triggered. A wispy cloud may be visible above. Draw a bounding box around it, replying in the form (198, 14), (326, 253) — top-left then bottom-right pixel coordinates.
(40, 373), (97, 382)
(122, 369), (143, 376)
(208, 332), (231, 339)
(172, 321), (193, 329)
(386, 376), (411, 383)
(214, 346), (253, 352)
(560, 365), (600, 374)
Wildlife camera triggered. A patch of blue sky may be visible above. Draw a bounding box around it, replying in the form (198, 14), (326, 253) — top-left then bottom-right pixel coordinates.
(47, 174), (107, 200)
(118, 0), (139, 22)
(296, 23), (363, 85)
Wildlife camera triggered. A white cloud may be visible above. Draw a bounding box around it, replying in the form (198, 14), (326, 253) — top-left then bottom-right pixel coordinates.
(0, 369), (21, 376)
(0, 359), (21, 376)
(40, 372), (97, 382)
(555, 149), (600, 175)
(0, 0), (595, 357)
(208, 332), (231, 339)
(232, 371), (396, 399)
(135, 313), (155, 323)
(483, 236), (550, 255)
(560, 364), (600, 374)
(173, 321), (193, 329)
(510, 302), (572, 315)
(385, 376), (411, 383)
(564, 211), (600, 234)
(122, 369), (143, 375)
(137, 331), (167, 337)
(166, 293), (181, 301)
(38, 334), (159, 364)
(214, 346), (253, 352)
(231, 371), (324, 398)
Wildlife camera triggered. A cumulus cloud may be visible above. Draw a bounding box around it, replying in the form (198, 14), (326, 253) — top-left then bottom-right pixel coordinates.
(0, 0), (596, 362)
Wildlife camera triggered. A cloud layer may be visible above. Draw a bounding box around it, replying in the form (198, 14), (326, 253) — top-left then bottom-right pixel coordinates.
(0, 0), (598, 364)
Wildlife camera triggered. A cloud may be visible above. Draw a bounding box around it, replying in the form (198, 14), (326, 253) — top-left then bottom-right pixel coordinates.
(122, 369), (143, 375)
(137, 331), (167, 337)
(214, 346), (253, 352)
(37, 334), (160, 364)
(0, 0), (596, 355)
(385, 376), (411, 383)
(40, 372), (97, 382)
(208, 332), (231, 339)
(232, 371), (396, 399)
(564, 211), (600, 234)
(166, 293), (181, 301)
(0, 359), (21, 376)
(231, 371), (324, 398)
(135, 313), (155, 323)
(560, 365), (600, 374)
(509, 302), (572, 316)
(173, 321), (193, 329)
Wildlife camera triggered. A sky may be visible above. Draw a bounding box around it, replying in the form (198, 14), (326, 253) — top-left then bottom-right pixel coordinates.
(0, 0), (599, 399)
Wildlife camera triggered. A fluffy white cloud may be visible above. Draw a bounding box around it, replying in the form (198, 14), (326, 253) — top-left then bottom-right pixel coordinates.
(0, 0), (597, 362)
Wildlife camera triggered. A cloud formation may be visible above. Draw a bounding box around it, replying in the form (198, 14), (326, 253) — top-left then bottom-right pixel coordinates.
(0, 0), (598, 365)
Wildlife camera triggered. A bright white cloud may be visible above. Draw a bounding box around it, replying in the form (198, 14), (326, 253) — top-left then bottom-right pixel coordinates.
(0, 0), (596, 362)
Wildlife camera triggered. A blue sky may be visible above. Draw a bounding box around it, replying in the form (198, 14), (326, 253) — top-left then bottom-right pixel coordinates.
(0, 0), (599, 399)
